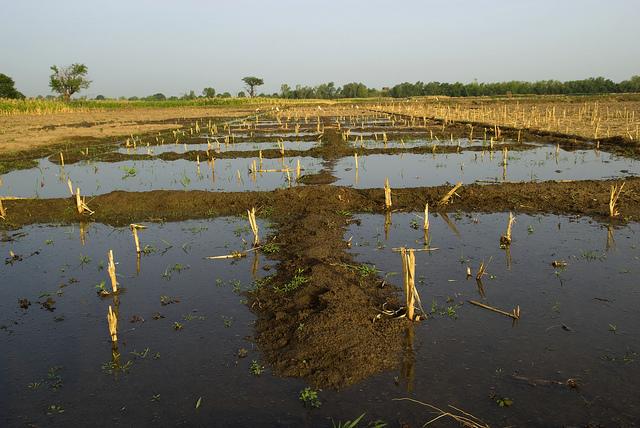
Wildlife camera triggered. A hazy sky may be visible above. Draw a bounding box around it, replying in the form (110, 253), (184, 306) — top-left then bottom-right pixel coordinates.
(2, 0), (639, 97)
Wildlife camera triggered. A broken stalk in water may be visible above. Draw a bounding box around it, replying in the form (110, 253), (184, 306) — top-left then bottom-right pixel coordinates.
(107, 250), (118, 293)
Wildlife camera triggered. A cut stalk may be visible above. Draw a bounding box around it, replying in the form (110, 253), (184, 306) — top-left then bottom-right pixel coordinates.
(74, 187), (94, 216)
(423, 203), (429, 231)
(129, 224), (146, 253)
(609, 182), (625, 217)
(60, 152), (64, 167)
(0, 198), (5, 219)
(384, 178), (392, 209)
(107, 250), (118, 293)
(247, 207), (260, 246)
(476, 259), (489, 281)
(469, 300), (520, 320)
(500, 212), (515, 247)
(438, 182), (463, 206)
(400, 248), (422, 321)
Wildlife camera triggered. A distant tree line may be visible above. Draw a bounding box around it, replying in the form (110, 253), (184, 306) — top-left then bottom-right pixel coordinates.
(387, 76), (640, 98)
(2, 66), (640, 100)
(278, 82), (384, 99)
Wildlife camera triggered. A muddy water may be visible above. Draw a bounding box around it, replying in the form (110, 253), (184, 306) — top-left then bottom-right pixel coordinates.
(345, 212), (640, 426)
(334, 147), (640, 188)
(0, 157), (323, 198)
(4, 214), (637, 427)
(117, 140), (319, 155)
(348, 137), (490, 149)
(0, 218), (298, 427)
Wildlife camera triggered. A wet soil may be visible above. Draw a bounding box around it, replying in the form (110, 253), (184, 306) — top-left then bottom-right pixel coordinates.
(3, 178), (639, 229)
(3, 107), (640, 425)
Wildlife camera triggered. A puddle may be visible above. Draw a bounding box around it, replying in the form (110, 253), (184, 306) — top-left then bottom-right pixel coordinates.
(345, 212), (640, 426)
(0, 218), (307, 427)
(0, 157), (323, 198)
(348, 137), (491, 149)
(117, 140), (319, 155)
(335, 147), (640, 188)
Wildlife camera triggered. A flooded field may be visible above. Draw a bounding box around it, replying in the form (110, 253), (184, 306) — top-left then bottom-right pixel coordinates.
(0, 156), (323, 198)
(2, 106), (640, 427)
(117, 140), (319, 155)
(2, 213), (638, 427)
(335, 146), (640, 188)
(346, 212), (640, 426)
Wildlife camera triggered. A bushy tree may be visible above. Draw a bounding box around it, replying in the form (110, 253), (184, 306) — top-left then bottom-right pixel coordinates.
(146, 93), (166, 101)
(340, 82), (369, 98)
(0, 74), (25, 98)
(202, 87), (216, 98)
(242, 76), (264, 97)
(280, 84), (291, 98)
(49, 63), (91, 101)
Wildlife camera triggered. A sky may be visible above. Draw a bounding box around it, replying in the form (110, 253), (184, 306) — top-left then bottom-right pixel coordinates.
(2, 0), (639, 98)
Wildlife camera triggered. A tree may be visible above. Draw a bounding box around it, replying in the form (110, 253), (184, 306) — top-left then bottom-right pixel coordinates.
(242, 76), (264, 97)
(49, 63), (91, 101)
(0, 73), (25, 99)
(202, 87), (216, 98)
(340, 82), (369, 98)
(146, 93), (166, 101)
(181, 90), (196, 100)
(280, 84), (291, 98)
(237, 91), (246, 98)
(95, 95), (105, 100)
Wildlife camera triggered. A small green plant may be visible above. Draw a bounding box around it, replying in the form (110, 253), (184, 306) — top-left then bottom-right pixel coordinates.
(131, 348), (150, 359)
(446, 306), (458, 319)
(356, 264), (377, 277)
(299, 387), (321, 408)
(79, 254), (91, 267)
(46, 404), (65, 415)
(180, 173), (191, 187)
(332, 413), (366, 428)
(261, 242), (280, 254)
(336, 209), (352, 217)
(609, 324), (617, 334)
(222, 316), (233, 327)
(173, 322), (184, 330)
(101, 360), (133, 374)
(274, 268), (309, 293)
(47, 366), (63, 390)
(495, 396), (513, 407)
(527, 225), (535, 234)
(120, 165), (137, 179)
(162, 263), (189, 280)
(250, 360), (264, 375)
(160, 295), (178, 305)
(95, 280), (108, 296)
(141, 244), (157, 255)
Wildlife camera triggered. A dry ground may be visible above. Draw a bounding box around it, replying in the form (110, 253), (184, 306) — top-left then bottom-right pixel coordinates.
(0, 106), (257, 154)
